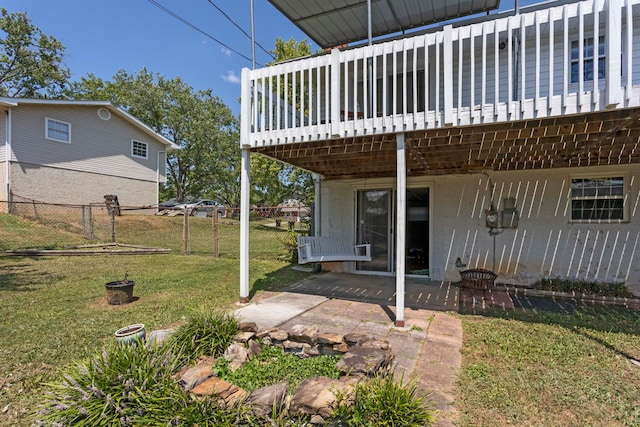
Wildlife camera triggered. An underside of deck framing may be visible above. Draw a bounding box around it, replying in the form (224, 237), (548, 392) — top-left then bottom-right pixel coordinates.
(252, 107), (640, 179)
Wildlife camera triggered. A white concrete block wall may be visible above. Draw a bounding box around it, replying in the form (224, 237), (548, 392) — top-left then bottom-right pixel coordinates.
(320, 164), (640, 295)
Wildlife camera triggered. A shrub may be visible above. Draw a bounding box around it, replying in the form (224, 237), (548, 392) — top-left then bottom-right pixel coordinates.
(279, 228), (299, 263)
(168, 309), (239, 363)
(35, 342), (185, 426)
(331, 373), (434, 427)
(532, 278), (634, 298)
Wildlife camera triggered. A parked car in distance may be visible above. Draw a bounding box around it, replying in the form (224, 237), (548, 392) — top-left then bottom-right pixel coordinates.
(158, 198), (179, 208)
(173, 199), (226, 217)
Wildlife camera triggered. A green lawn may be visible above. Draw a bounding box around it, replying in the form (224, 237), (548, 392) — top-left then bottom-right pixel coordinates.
(0, 252), (308, 426)
(456, 306), (640, 426)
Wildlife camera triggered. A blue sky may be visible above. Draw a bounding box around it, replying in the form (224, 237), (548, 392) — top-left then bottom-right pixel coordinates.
(4, 0), (534, 115)
(4, 0), (310, 114)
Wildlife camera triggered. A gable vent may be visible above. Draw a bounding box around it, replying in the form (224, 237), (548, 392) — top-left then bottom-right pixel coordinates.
(97, 108), (111, 121)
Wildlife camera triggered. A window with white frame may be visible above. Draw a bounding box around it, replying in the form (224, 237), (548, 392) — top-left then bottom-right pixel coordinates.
(131, 140), (148, 159)
(46, 118), (71, 143)
(570, 176), (625, 221)
(570, 36), (605, 84)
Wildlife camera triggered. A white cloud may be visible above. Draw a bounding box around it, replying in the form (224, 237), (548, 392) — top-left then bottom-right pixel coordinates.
(221, 70), (240, 84)
(220, 47), (231, 56)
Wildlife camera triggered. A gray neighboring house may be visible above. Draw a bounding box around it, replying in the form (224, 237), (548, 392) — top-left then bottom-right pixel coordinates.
(0, 98), (176, 210)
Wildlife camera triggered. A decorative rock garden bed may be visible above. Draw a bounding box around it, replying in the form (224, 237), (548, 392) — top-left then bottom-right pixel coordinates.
(177, 321), (395, 424)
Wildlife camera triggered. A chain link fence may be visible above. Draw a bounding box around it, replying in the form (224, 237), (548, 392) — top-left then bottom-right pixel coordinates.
(0, 196), (310, 261)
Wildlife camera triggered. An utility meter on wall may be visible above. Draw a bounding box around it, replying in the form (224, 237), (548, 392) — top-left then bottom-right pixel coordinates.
(485, 209), (499, 228)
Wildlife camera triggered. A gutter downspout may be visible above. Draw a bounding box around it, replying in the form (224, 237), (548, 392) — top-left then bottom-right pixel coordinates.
(5, 110), (11, 212)
(313, 173), (322, 236)
(156, 150), (166, 210)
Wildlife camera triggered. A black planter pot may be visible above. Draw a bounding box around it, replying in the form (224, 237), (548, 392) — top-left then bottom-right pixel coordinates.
(105, 280), (135, 305)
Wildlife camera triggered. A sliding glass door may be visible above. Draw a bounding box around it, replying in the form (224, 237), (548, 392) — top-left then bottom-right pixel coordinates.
(356, 189), (393, 272)
(355, 187), (430, 275)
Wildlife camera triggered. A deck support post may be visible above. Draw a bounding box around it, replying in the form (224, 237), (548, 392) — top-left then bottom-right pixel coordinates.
(395, 132), (406, 327)
(239, 67), (252, 304)
(239, 147), (250, 304)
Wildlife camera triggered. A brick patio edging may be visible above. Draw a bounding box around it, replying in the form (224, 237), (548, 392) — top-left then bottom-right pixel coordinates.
(497, 285), (640, 310)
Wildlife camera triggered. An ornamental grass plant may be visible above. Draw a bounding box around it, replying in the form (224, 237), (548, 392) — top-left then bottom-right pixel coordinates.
(35, 342), (244, 426)
(331, 372), (434, 427)
(167, 309), (239, 363)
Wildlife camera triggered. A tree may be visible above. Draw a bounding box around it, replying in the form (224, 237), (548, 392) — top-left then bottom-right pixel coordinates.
(68, 69), (240, 204)
(268, 38), (313, 66)
(250, 38), (315, 207)
(0, 8), (69, 97)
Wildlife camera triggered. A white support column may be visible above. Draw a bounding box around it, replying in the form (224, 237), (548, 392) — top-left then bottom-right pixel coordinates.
(395, 133), (406, 327)
(239, 67), (252, 303)
(239, 148), (251, 303)
(312, 173), (322, 237)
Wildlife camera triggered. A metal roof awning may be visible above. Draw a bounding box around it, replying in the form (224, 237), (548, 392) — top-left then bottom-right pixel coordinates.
(268, 0), (501, 49)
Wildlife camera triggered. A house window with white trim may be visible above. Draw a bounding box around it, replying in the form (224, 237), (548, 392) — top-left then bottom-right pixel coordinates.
(131, 140), (148, 159)
(570, 36), (605, 84)
(570, 176), (625, 221)
(46, 118), (71, 143)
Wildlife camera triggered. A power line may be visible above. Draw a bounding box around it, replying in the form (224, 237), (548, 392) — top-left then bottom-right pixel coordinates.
(206, 0), (276, 61)
(146, 0), (263, 67)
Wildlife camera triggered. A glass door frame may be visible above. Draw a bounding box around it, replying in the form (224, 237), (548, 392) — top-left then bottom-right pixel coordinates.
(354, 187), (395, 275)
(353, 184), (432, 277)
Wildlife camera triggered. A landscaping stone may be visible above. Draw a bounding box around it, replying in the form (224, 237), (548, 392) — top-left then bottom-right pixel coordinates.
(191, 376), (248, 404)
(343, 333), (371, 346)
(304, 346), (320, 357)
(247, 339), (262, 359)
(290, 376), (359, 420)
(246, 382), (288, 416)
(288, 324), (319, 345)
(336, 346), (392, 376)
(360, 338), (390, 350)
(283, 340), (311, 355)
(332, 342), (350, 353)
(239, 321), (258, 332)
(224, 342), (249, 371)
(316, 332), (344, 345)
(255, 327), (277, 338)
(268, 329), (289, 342)
(234, 331), (256, 343)
(179, 356), (216, 391)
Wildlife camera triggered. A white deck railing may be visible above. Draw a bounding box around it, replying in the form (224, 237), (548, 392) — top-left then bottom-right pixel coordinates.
(240, 0), (640, 148)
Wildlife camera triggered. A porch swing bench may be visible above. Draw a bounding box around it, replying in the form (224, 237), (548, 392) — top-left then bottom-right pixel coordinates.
(297, 236), (371, 264)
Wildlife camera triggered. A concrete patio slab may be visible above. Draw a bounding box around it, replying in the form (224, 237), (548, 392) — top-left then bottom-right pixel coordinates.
(234, 292), (328, 330)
